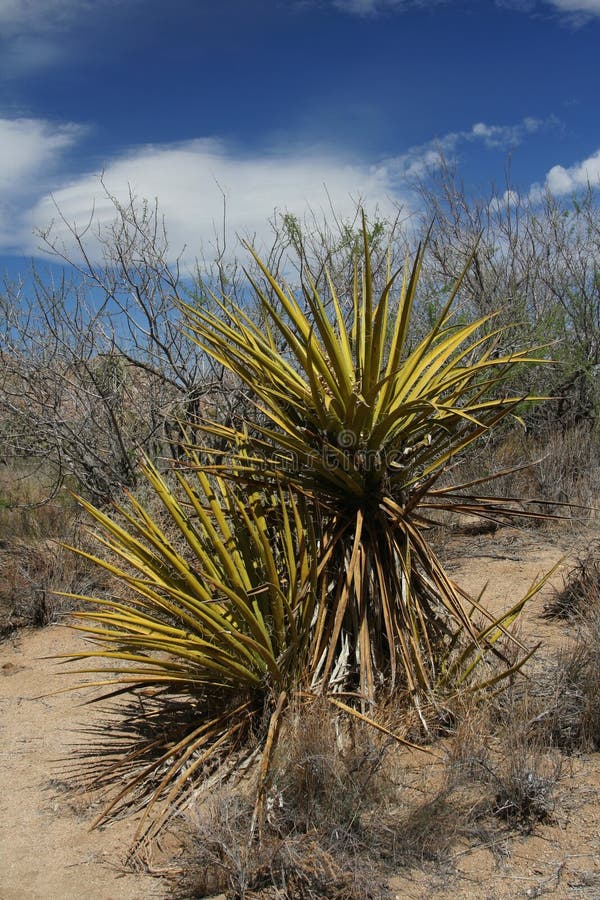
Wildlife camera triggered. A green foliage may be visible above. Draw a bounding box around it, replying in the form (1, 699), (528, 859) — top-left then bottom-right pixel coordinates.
(66, 459), (319, 697)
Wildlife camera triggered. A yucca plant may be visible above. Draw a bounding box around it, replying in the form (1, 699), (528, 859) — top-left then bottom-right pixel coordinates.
(61, 215), (551, 841)
(60, 453), (416, 839)
(59, 458), (313, 832)
(180, 215), (549, 710)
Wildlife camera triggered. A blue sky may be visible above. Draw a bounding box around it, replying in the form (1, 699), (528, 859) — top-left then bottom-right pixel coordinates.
(1, 0), (600, 272)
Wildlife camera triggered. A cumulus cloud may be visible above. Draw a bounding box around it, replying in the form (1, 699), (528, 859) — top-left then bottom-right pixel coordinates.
(0, 113), (553, 263)
(529, 147), (600, 200)
(469, 117), (544, 148)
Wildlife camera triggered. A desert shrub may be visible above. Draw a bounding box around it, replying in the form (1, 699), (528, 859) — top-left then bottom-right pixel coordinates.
(527, 425), (600, 516)
(59, 216), (551, 849)
(179, 794), (392, 899)
(0, 460), (95, 633)
(533, 545), (600, 750)
(0, 536), (104, 632)
(484, 731), (561, 831)
(174, 680), (568, 897)
(177, 702), (395, 899)
(567, 624), (600, 752)
(438, 422), (600, 524)
(441, 691), (563, 842)
(544, 540), (600, 619)
(265, 700), (387, 839)
(527, 623), (600, 753)
(0, 460), (76, 541)
(550, 640), (600, 752)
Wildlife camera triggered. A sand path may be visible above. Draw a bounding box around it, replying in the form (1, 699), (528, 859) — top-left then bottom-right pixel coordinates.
(0, 625), (168, 900)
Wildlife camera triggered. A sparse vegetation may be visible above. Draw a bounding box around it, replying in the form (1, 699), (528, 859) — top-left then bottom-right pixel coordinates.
(3, 191), (600, 899)
(545, 539), (600, 619)
(177, 702), (395, 899)
(0, 461), (101, 633)
(532, 621), (600, 753)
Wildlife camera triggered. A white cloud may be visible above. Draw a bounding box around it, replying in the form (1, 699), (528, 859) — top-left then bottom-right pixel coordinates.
(530, 148), (600, 199)
(469, 117), (544, 148)
(0, 0), (124, 33)
(489, 188), (523, 212)
(378, 117), (549, 182)
(0, 117), (83, 193)
(0, 0), (65, 33)
(548, 0), (600, 15)
(0, 0), (140, 75)
(0, 113), (553, 263)
(332, 0), (381, 11)
(331, 0), (600, 18)
(497, 0), (600, 21)
(18, 138), (404, 265)
(0, 36), (63, 76)
(0, 117), (84, 250)
(330, 0), (443, 13)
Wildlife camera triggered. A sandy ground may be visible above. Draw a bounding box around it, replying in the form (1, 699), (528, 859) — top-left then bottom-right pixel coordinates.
(1, 521), (600, 899)
(0, 625), (169, 900)
(390, 521), (600, 899)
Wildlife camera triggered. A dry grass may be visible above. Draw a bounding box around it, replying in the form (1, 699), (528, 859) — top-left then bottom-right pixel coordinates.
(0, 459), (104, 634)
(174, 702), (400, 899)
(529, 629), (600, 753)
(154, 607), (593, 897)
(544, 539), (600, 620)
(0, 537), (101, 631)
(171, 684), (570, 898)
(532, 548), (600, 751)
(0, 460), (75, 541)
(438, 424), (600, 527)
(444, 689), (562, 835)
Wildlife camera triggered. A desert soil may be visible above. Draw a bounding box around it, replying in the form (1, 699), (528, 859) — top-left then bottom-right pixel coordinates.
(391, 521), (600, 899)
(0, 625), (169, 900)
(1, 521), (600, 899)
